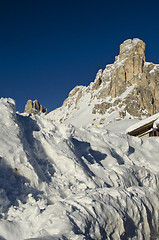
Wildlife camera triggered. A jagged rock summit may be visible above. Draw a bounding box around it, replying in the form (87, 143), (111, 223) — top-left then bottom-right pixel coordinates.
(24, 99), (49, 114)
(47, 38), (159, 127)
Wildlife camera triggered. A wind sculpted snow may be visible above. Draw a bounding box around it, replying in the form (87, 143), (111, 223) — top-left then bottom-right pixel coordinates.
(0, 98), (159, 239)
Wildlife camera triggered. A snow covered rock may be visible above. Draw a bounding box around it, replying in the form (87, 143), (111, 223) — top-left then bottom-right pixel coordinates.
(47, 38), (159, 127)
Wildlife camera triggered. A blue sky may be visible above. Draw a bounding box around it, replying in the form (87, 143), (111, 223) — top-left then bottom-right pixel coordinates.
(1, 0), (159, 112)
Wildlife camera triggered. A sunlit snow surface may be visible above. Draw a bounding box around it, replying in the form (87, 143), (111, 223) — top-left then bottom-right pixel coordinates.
(0, 98), (159, 240)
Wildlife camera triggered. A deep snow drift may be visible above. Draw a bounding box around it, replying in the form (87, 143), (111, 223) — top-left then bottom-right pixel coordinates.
(0, 98), (159, 239)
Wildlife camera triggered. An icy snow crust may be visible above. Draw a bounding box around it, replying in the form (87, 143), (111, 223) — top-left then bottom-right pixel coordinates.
(0, 98), (159, 239)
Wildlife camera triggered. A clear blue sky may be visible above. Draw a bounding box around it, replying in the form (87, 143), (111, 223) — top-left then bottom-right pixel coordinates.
(1, 0), (159, 112)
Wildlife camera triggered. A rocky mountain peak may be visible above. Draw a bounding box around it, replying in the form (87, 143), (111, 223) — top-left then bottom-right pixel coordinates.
(47, 38), (159, 127)
(107, 39), (144, 95)
(24, 99), (49, 114)
(119, 38), (145, 61)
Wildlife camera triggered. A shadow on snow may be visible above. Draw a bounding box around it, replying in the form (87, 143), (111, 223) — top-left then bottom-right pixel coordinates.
(0, 157), (43, 211)
(17, 114), (55, 183)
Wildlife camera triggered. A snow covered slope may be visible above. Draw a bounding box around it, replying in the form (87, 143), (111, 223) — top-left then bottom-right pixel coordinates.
(0, 98), (159, 239)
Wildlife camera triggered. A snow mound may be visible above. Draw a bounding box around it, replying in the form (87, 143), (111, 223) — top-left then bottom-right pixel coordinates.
(0, 98), (159, 239)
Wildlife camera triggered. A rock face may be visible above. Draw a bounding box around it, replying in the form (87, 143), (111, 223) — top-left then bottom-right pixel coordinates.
(47, 38), (159, 126)
(92, 38), (158, 117)
(24, 100), (49, 114)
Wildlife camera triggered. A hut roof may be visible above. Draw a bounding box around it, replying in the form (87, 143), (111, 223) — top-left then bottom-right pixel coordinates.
(126, 113), (159, 136)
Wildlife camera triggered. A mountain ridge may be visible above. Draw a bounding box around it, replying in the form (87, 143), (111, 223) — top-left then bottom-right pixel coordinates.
(47, 38), (159, 127)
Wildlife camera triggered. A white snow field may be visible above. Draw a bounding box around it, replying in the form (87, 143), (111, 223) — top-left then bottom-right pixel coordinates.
(0, 98), (159, 239)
